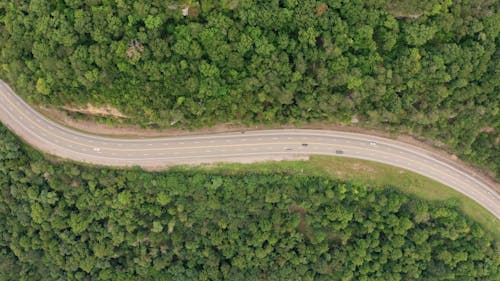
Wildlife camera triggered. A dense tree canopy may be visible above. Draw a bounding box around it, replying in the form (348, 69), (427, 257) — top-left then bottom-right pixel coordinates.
(0, 124), (498, 280)
(0, 0), (498, 177)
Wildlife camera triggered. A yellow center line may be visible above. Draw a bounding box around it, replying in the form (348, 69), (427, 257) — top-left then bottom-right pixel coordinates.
(5, 93), (380, 152)
(2, 90), (491, 202)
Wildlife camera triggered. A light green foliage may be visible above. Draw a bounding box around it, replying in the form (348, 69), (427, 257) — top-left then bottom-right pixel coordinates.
(156, 191), (171, 206)
(152, 221), (163, 233)
(405, 23), (438, 46)
(117, 190), (132, 206)
(144, 15), (162, 30)
(35, 78), (50, 95)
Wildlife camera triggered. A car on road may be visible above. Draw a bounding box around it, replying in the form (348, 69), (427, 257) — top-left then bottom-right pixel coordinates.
(369, 142), (377, 146)
(335, 150), (344, 154)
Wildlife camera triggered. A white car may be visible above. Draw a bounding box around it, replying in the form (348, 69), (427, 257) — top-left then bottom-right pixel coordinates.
(369, 142), (377, 146)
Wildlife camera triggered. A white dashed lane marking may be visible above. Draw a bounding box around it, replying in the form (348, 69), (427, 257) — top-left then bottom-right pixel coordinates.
(1, 81), (498, 218)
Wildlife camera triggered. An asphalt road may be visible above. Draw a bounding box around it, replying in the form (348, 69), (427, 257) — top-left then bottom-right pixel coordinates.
(0, 80), (499, 219)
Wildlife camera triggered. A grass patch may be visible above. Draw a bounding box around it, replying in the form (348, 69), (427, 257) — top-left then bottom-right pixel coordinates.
(186, 155), (500, 241)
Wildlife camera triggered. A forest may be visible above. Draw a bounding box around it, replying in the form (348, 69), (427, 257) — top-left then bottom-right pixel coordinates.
(0, 0), (498, 178)
(0, 124), (499, 280)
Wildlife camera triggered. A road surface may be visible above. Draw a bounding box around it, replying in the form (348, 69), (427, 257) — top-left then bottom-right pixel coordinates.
(0, 80), (499, 219)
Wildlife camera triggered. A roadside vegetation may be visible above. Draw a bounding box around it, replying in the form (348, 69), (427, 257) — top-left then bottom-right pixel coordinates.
(197, 156), (500, 240)
(0, 0), (498, 178)
(1, 123), (499, 280)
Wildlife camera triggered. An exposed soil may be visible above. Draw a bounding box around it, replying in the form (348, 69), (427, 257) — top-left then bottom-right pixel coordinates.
(393, 13), (423, 19)
(61, 104), (127, 118)
(479, 126), (495, 133)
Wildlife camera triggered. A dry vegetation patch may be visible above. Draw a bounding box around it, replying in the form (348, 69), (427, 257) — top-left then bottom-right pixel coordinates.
(316, 3), (328, 16)
(61, 104), (127, 119)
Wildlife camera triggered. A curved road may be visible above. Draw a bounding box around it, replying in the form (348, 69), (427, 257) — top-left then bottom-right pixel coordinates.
(0, 80), (499, 219)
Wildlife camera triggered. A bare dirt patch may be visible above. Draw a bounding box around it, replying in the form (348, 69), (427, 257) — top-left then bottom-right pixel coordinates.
(393, 13), (422, 19)
(61, 104), (127, 118)
(479, 126), (495, 133)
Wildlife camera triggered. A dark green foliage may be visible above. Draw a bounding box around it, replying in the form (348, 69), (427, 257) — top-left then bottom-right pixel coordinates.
(0, 124), (499, 280)
(0, 0), (498, 177)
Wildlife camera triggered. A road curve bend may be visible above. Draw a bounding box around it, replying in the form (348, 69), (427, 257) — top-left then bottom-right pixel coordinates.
(0, 80), (499, 219)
